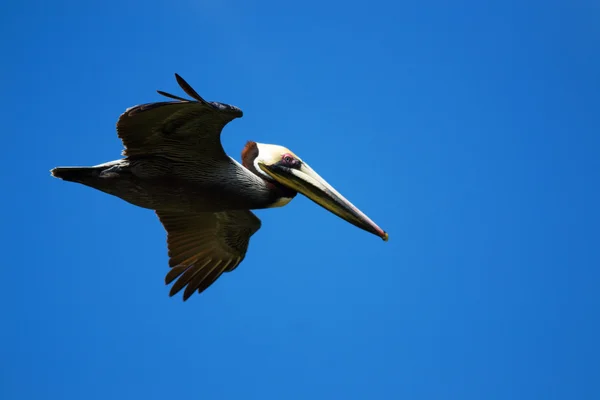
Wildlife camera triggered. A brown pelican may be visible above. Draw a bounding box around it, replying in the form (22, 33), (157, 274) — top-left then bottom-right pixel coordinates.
(51, 74), (388, 301)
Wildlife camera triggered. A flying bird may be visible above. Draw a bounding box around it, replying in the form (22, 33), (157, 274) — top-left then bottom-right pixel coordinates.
(51, 74), (388, 300)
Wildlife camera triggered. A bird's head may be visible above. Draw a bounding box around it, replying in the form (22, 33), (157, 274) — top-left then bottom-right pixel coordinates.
(242, 141), (388, 241)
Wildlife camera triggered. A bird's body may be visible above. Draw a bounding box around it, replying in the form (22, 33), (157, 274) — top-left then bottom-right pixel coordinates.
(52, 74), (387, 300)
(57, 156), (287, 213)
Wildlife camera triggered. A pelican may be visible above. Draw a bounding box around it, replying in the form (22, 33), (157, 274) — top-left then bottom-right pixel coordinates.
(51, 74), (388, 300)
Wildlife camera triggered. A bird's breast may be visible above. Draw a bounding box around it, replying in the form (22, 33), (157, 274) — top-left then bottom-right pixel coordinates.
(266, 196), (295, 208)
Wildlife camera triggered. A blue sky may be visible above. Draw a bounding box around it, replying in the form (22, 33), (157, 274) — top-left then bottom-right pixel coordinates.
(1, 0), (599, 399)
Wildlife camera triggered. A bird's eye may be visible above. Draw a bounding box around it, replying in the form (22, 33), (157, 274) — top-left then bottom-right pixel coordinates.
(282, 154), (295, 165)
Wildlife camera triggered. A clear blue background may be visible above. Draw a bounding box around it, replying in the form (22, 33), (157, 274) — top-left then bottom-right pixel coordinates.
(1, 1), (598, 399)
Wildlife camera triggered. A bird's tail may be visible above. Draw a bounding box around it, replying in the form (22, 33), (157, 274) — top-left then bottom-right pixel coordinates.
(50, 160), (125, 183)
(50, 161), (149, 209)
(50, 166), (105, 183)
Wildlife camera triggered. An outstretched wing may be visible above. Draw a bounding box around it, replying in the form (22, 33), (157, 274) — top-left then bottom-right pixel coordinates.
(116, 73), (243, 162)
(156, 209), (262, 301)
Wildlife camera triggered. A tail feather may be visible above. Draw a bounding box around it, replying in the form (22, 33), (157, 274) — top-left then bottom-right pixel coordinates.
(51, 166), (99, 183)
(51, 159), (126, 183)
(50, 160), (142, 207)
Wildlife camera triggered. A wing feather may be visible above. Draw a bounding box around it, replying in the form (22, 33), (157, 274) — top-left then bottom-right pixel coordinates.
(116, 74), (243, 162)
(156, 209), (261, 300)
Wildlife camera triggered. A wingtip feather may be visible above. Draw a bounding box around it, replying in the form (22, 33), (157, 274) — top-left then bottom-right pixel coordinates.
(174, 73), (208, 104)
(156, 90), (189, 102)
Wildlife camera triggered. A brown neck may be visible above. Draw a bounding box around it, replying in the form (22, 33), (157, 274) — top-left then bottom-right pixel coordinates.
(241, 141), (260, 175)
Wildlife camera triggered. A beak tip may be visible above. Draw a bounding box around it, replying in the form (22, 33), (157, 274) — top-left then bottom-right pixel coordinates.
(382, 232), (389, 242)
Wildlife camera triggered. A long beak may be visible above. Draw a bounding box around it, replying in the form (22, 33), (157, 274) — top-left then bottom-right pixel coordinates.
(259, 162), (388, 241)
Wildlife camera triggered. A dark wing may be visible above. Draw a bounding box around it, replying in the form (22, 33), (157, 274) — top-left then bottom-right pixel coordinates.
(156, 209), (262, 301)
(116, 73), (243, 161)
